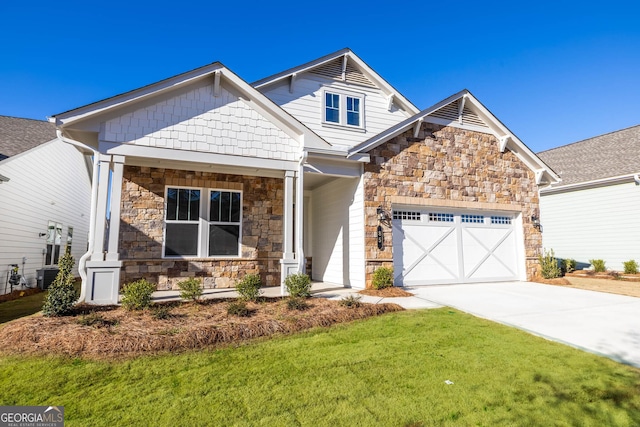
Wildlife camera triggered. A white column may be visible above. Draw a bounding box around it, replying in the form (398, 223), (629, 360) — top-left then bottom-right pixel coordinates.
(283, 170), (295, 259)
(106, 155), (125, 261)
(296, 156), (305, 272)
(91, 155), (112, 261)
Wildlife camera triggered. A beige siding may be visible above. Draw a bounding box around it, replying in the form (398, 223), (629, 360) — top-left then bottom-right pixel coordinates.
(0, 140), (91, 292)
(540, 182), (640, 271)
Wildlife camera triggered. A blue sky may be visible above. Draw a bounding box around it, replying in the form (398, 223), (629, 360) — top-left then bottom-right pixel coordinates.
(1, 1), (639, 152)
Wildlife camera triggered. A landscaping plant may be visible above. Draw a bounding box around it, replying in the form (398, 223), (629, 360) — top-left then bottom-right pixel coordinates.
(538, 248), (561, 279)
(235, 273), (262, 302)
(589, 259), (606, 273)
(286, 297), (309, 311)
(42, 251), (79, 317)
(563, 258), (576, 274)
(339, 294), (362, 308)
(623, 259), (638, 275)
(121, 279), (155, 310)
(178, 277), (203, 302)
(285, 273), (311, 298)
(372, 266), (394, 289)
(227, 301), (250, 317)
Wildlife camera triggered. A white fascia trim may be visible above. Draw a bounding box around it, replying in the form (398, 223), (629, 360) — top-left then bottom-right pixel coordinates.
(100, 140), (299, 172)
(252, 49), (419, 115)
(540, 172), (640, 195)
(51, 63), (226, 126)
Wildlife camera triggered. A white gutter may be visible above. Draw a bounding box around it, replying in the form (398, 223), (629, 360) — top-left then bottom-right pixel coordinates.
(540, 172), (640, 195)
(297, 151), (308, 272)
(56, 130), (99, 303)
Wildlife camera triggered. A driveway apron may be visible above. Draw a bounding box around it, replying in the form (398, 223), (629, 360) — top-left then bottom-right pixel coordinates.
(408, 282), (640, 368)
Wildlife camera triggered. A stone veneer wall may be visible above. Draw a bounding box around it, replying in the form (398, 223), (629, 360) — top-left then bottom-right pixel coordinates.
(363, 123), (542, 287)
(119, 166), (284, 289)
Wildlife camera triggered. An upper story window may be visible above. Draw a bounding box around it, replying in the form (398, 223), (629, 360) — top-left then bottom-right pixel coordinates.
(164, 187), (242, 258)
(323, 90), (364, 129)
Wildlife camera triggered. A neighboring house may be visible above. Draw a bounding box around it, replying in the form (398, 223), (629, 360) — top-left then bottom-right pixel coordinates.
(0, 116), (91, 294)
(537, 125), (640, 271)
(49, 49), (558, 304)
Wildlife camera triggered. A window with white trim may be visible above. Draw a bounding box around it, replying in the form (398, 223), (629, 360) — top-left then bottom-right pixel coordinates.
(164, 187), (242, 258)
(323, 90), (364, 128)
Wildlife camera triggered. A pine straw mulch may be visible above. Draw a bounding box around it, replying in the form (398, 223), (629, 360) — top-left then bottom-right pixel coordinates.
(0, 298), (403, 360)
(358, 287), (414, 297)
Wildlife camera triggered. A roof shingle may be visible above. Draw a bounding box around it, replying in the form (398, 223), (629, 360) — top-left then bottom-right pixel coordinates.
(537, 124), (640, 186)
(0, 115), (57, 161)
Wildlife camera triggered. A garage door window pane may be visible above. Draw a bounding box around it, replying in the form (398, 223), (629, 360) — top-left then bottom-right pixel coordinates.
(428, 213), (453, 222)
(491, 216), (511, 225)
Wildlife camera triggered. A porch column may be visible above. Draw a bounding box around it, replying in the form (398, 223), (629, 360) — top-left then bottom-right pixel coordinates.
(85, 153), (122, 305)
(106, 155), (124, 261)
(280, 170), (297, 293)
(91, 155), (111, 261)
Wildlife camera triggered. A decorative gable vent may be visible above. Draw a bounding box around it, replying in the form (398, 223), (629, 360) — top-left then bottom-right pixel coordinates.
(310, 57), (376, 87)
(429, 99), (490, 129)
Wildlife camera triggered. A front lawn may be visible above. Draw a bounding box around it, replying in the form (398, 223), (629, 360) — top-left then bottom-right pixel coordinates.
(1, 309), (639, 426)
(0, 289), (46, 324)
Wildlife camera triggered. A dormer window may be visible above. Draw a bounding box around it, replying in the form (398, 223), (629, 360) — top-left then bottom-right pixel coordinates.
(323, 89), (364, 129)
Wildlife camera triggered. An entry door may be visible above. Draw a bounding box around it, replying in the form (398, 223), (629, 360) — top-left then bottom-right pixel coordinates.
(392, 209), (519, 286)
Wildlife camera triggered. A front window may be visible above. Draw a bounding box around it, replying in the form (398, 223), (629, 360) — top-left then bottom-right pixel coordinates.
(325, 93), (340, 123)
(164, 187), (242, 258)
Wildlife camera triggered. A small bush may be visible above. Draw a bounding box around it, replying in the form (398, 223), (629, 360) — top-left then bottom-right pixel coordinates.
(178, 278), (203, 302)
(287, 297), (309, 311)
(623, 260), (638, 275)
(538, 248), (562, 279)
(42, 252), (79, 317)
(590, 259), (606, 273)
(227, 301), (250, 317)
(151, 305), (173, 320)
(372, 267), (394, 290)
(121, 279), (155, 311)
(339, 294), (362, 308)
(235, 274), (263, 302)
(563, 258), (576, 274)
(285, 273), (311, 298)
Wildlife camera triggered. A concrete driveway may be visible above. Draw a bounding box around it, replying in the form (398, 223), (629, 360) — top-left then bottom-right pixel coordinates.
(408, 282), (640, 368)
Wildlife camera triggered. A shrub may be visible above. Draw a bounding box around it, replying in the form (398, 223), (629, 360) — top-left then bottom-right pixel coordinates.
(590, 259), (606, 273)
(285, 273), (311, 298)
(42, 252), (79, 317)
(151, 305), (173, 320)
(339, 294), (362, 308)
(563, 258), (576, 274)
(235, 273), (263, 302)
(227, 301), (250, 317)
(178, 277), (203, 302)
(539, 248), (561, 279)
(372, 267), (394, 290)
(121, 279), (155, 310)
(287, 297), (309, 311)
(623, 260), (638, 275)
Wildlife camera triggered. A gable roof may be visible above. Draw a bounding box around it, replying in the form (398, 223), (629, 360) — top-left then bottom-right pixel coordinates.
(252, 48), (420, 116)
(537, 124), (640, 186)
(348, 90), (560, 185)
(0, 115), (57, 161)
(51, 62), (331, 151)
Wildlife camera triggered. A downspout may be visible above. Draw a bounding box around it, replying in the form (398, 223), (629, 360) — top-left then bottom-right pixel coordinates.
(296, 151), (308, 272)
(56, 129), (99, 303)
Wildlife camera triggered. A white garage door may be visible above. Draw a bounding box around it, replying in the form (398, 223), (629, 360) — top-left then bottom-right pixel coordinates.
(392, 209), (520, 286)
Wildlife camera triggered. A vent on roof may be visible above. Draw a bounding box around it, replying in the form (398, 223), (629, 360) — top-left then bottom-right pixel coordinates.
(429, 99), (489, 129)
(309, 56), (376, 87)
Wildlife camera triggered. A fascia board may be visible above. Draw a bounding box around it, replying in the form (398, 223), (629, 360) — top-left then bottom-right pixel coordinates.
(540, 173), (640, 195)
(51, 63), (225, 126)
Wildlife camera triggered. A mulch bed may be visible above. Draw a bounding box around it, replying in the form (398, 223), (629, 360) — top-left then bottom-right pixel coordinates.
(565, 271), (640, 282)
(359, 287), (414, 297)
(0, 288), (43, 303)
(0, 298), (403, 360)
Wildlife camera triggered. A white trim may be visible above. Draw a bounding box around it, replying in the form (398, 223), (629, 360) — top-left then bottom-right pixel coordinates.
(321, 87), (365, 130)
(540, 172), (640, 195)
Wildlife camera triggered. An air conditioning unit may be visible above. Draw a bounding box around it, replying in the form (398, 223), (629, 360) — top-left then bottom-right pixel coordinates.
(37, 268), (59, 290)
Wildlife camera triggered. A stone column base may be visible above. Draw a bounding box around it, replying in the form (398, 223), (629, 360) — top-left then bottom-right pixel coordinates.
(280, 258), (299, 295)
(85, 260), (122, 305)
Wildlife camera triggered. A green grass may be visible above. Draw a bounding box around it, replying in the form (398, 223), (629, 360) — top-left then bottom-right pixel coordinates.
(1, 309), (639, 426)
(0, 290), (46, 323)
